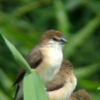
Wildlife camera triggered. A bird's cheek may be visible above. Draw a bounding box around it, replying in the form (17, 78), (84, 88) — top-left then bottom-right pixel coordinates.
(59, 41), (64, 45)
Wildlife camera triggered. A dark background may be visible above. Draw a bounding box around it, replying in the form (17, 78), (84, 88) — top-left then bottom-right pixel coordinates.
(0, 0), (100, 99)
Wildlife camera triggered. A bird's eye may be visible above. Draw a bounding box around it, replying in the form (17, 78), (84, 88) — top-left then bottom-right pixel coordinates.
(52, 38), (59, 41)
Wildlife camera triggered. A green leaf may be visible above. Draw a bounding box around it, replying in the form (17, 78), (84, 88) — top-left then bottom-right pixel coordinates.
(66, 0), (83, 10)
(54, 0), (70, 36)
(74, 63), (99, 78)
(0, 68), (13, 99)
(0, 34), (32, 73)
(84, 0), (100, 13)
(79, 79), (100, 90)
(97, 87), (100, 90)
(0, 34), (48, 100)
(24, 71), (48, 100)
(65, 15), (100, 57)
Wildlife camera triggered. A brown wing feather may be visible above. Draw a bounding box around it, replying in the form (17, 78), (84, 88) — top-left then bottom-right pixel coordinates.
(46, 60), (71, 91)
(13, 47), (43, 85)
(46, 74), (65, 91)
(46, 68), (66, 91)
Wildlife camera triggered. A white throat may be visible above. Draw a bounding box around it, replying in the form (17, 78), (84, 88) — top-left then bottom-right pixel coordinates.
(47, 39), (64, 51)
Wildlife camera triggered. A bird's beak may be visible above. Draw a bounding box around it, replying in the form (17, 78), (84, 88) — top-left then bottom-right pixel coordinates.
(60, 37), (67, 44)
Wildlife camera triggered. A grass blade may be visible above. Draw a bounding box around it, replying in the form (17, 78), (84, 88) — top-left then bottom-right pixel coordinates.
(24, 71), (48, 100)
(65, 15), (100, 57)
(54, 0), (70, 35)
(0, 34), (48, 100)
(0, 34), (32, 73)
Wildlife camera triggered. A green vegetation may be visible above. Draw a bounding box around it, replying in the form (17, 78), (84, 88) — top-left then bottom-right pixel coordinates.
(0, 0), (100, 100)
(1, 34), (48, 100)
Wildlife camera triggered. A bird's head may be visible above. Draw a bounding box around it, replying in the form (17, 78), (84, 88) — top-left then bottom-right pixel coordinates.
(40, 29), (67, 49)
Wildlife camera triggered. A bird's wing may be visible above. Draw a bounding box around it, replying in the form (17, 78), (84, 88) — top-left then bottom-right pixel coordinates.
(13, 47), (43, 86)
(46, 73), (66, 91)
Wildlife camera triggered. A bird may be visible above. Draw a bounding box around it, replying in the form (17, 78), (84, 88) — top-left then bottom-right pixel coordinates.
(46, 60), (77, 100)
(13, 29), (67, 100)
(69, 89), (91, 100)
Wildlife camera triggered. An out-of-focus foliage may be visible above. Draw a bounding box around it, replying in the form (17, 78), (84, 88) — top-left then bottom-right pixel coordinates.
(1, 34), (48, 100)
(0, 0), (100, 100)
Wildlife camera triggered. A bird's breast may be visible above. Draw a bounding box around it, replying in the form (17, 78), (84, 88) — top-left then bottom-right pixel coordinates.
(48, 48), (63, 66)
(39, 47), (63, 84)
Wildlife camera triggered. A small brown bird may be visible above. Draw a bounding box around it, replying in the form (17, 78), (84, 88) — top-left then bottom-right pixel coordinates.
(69, 89), (91, 100)
(46, 60), (77, 100)
(14, 29), (67, 100)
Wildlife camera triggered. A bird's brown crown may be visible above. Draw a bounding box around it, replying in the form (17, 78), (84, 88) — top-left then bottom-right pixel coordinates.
(40, 29), (63, 42)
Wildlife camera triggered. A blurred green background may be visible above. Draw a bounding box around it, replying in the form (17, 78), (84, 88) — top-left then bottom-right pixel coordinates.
(0, 0), (100, 100)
